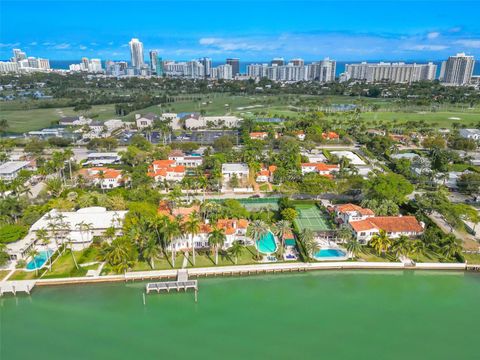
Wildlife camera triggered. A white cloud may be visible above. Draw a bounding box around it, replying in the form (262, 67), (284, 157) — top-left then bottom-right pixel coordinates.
(53, 43), (71, 49)
(199, 37), (278, 52)
(79, 45), (87, 50)
(0, 42), (20, 48)
(29, 42), (38, 46)
(449, 27), (462, 33)
(427, 32), (440, 40)
(455, 39), (480, 48)
(404, 44), (448, 51)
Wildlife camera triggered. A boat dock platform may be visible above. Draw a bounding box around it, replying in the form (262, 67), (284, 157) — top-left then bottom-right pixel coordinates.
(145, 270), (198, 301)
(0, 281), (36, 296)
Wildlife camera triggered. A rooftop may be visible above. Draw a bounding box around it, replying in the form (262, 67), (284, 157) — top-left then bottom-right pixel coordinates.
(350, 216), (423, 233)
(0, 161), (30, 175)
(222, 163), (249, 173)
(31, 207), (128, 232)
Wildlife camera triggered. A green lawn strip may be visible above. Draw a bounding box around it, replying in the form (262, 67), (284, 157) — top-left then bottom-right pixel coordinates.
(463, 253), (480, 265)
(9, 270), (39, 280)
(0, 270), (11, 280)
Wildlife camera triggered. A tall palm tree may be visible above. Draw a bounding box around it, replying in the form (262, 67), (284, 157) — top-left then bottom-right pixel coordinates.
(391, 235), (410, 259)
(337, 226), (354, 243)
(100, 237), (135, 274)
(369, 230), (392, 256)
(163, 218), (181, 268)
(184, 211), (201, 266)
(208, 227), (226, 265)
(142, 237), (161, 269)
(273, 220), (291, 256)
(247, 220), (269, 258)
(345, 239), (361, 259)
(28, 248), (40, 277)
(297, 229), (319, 261)
(440, 235), (462, 260)
(36, 228), (52, 270)
(228, 240), (243, 264)
(63, 148), (74, 185)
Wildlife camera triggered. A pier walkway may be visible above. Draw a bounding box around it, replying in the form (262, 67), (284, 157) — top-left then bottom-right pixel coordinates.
(145, 270), (198, 301)
(0, 280), (36, 296)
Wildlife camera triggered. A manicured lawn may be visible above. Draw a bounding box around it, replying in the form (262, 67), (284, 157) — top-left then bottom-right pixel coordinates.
(360, 110), (480, 129)
(9, 270), (39, 280)
(1, 104), (118, 133)
(41, 247), (101, 279)
(356, 247), (396, 262)
(463, 253), (480, 265)
(126, 246), (260, 273)
(0, 270), (11, 280)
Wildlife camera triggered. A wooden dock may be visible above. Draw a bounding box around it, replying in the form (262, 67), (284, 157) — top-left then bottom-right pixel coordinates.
(145, 270), (198, 301)
(0, 281), (36, 296)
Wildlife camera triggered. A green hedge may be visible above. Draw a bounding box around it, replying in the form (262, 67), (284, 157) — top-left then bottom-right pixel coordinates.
(0, 224), (28, 244)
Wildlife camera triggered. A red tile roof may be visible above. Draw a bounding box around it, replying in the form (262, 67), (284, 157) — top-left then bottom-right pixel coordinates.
(350, 216), (423, 233)
(336, 204), (375, 216)
(322, 131), (339, 139)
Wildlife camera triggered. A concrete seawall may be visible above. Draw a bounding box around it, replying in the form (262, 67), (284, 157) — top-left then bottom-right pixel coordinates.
(26, 261), (474, 288)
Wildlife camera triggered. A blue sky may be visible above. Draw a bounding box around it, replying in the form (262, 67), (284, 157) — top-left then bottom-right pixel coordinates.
(1, 0), (480, 61)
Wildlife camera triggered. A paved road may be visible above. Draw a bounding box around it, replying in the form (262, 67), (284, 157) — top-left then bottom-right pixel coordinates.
(428, 211), (478, 250)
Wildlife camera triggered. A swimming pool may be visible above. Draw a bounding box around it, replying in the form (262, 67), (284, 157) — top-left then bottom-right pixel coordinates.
(314, 249), (346, 259)
(256, 232), (277, 254)
(26, 250), (53, 271)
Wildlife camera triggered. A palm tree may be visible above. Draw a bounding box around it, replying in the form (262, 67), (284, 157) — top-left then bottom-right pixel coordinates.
(440, 235), (462, 260)
(98, 170), (106, 193)
(100, 237), (135, 274)
(345, 239), (361, 258)
(163, 218), (181, 268)
(228, 240), (243, 264)
(36, 228), (52, 270)
(76, 221), (93, 249)
(142, 237), (161, 269)
(337, 226), (354, 243)
(63, 148), (74, 185)
(247, 220), (269, 258)
(297, 229), (319, 261)
(184, 211), (201, 266)
(369, 230), (392, 256)
(273, 220), (291, 256)
(28, 248), (40, 277)
(208, 227), (226, 265)
(391, 235), (411, 259)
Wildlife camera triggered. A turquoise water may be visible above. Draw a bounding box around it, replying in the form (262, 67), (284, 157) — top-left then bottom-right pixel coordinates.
(314, 248), (346, 258)
(256, 231), (277, 253)
(26, 250), (53, 270)
(1, 271), (479, 359)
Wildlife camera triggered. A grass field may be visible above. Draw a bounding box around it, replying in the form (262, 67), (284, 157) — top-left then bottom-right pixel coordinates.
(360, 110), (480, 128)
(1, 104), (118, 133)
(2, 93), (479, 133)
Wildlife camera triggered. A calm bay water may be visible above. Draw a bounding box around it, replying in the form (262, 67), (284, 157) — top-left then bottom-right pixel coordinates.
(1, 271), (479, 359)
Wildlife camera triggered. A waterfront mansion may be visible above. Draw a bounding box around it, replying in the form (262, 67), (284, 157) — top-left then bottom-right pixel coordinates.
(333, 203), (424, 244)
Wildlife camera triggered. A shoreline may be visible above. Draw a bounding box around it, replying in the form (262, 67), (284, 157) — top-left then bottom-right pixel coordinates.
(13, 260), (479, 289)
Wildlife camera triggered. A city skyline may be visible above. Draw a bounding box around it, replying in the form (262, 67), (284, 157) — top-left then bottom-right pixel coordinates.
(1, 1), (480, 61)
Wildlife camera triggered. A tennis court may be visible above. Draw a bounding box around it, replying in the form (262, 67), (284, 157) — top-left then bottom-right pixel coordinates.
(238, 197), (279, 211)
(294, 204), (332, 232)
